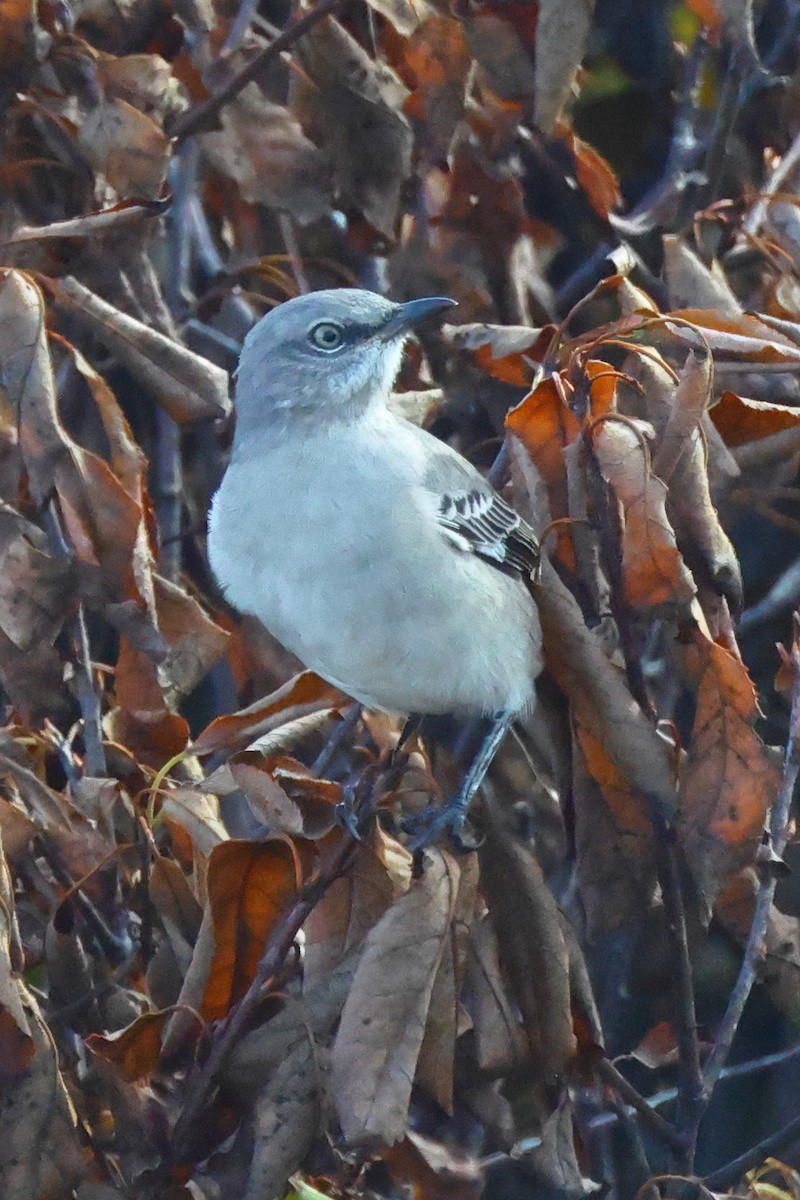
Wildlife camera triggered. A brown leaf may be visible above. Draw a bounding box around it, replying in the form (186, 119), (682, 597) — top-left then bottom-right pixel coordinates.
(0, 272), (164, 655)
(78, 98), (171, 199)
(651, 349), (713, 485)
(95, 51), (186, 121)
(628, 351), (742, 613)
(534, 0), (595, 135)
(331, 847), (458, 1147)
(670, 309), (800, 368)
(534, 558), (679, 821)
(506, 376), (581, 571)
(710, 389), (800, 446)
(572, 726), (657, 937)
(592, 416), (696, 610)
(152, 573), (230, 706)
(417, 852), (479, 1112)
(662, 235), (741, 315)
(105, 707), (189, 771)
(201, 86), (333, 224)
(0, 867), (86, 1197)
(201, 839), (313, 1021)
(159, 784), (228, 858)
(48, 274), (231, 421)
(0, 981), (87, 1198)
(0, 751), (111, 878)
(678, 632), (779, 908)
(228, 759), (305, 836)
(149, 853), (203, 968)
(302, 836), (404, 992)
(403, 16), (472, 162)
(87, 1011), (170, 1080)
(443, 320), (551, 387)
(294, 17), (413, 239)
(192, 671), (346, 756)
(246, 1039), (324, 1198)
(460, 9), (536, 101)
(464, 913), (527, 1073)
(0, 504), (77, 648)
(479, 821), (576, 1077)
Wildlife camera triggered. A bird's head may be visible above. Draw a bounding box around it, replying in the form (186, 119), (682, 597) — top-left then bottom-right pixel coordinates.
(233, 288), (455, 442)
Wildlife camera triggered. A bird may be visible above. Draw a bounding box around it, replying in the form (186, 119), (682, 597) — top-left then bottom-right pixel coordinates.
(207, 288), (542, 847)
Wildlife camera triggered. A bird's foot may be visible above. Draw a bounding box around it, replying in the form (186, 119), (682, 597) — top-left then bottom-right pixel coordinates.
(402, 800), (482, 854)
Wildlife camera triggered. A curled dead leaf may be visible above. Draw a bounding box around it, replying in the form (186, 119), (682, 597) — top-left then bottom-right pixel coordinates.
(331, 847), (458, 1147)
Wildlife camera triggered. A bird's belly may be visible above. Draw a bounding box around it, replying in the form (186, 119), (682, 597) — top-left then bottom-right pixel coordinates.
(209, 473), (539, 717)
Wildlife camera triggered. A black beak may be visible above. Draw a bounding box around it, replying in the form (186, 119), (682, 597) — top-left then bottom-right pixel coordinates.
(379, 296), (457, 340)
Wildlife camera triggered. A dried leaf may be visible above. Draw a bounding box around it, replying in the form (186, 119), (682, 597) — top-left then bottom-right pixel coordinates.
(662, 235), (741, 315)
(403, 16), (472, 161)
(201, 86), (333, 224)
(460, 9), (536, 101)
(678, 633), (779, 908)
(417, 852), (479, 1112)
(464, 914), (527, 1073)
(87, 1011), (170, 1080)
(534, 558), (679, 821)
(479, 822), (575, 1077)
(572, 727), (657, 937)
(245, 1039), (323, 1200)
(48, 274), (231, 421)
(294, 18), (413, 238)
(534, 0), (595, 135)
(331, 848), (458, 1146)
(201, 839), (313, 1021)
(506, 376), (581, 570)
(670, 309), (800, 368)
(710, 389), (800, 446)
(78, 98), (171, 199)
(193, 671), (346, 756)
(592, 416), (696, 610)
(302, 837), (403, 992)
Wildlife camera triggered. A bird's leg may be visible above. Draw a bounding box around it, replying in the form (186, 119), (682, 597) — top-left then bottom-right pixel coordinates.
(336, 712), (423, 838)
(403, 710), (514, 852)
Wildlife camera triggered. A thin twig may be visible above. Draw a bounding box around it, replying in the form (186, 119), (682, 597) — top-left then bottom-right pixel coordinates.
(43, 501), (107, 775)
(171, 829), (358, 1162)
(704, 1111), (800, 1191)
(125, 251), (185, 581)
(279, 213), (310, 295)
(169, 0), (344, 142)
(311, 702), (361, 776)
(589, 1041), (800, 1135)
(71, 606), (107, 776)
(596, 1057), (685, 1152)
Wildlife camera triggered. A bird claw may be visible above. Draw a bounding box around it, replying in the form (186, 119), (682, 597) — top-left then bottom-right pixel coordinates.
(402, 803), (482, 854)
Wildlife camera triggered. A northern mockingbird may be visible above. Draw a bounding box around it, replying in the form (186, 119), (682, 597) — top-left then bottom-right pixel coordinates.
(208, 288), (542, 846)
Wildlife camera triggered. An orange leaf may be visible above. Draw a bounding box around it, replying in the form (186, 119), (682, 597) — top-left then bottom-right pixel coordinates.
(710, 390), (800, 447)
(685, 0), (723, 28)
(592, 417), (696, 610)
(506, 375), (580, 570)
(88, 1011), (171, 1081)
(678, 634), (779, 907)
(201, 839), (314, 1021)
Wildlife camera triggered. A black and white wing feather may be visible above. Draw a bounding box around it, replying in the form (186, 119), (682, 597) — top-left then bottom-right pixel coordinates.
(437, 487), (539, 577)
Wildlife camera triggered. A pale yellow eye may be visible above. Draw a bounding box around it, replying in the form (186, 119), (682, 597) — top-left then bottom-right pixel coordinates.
(309, 321), (345, 352)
